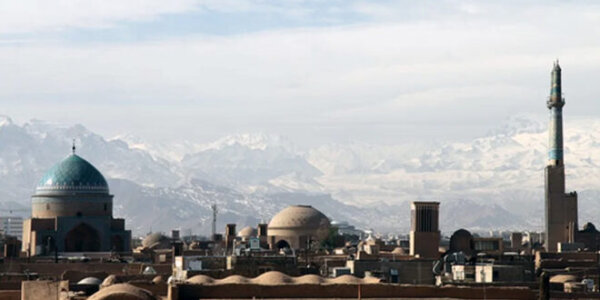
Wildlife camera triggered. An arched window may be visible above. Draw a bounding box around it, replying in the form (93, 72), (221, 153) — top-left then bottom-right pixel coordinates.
(64, 223), (101, 252)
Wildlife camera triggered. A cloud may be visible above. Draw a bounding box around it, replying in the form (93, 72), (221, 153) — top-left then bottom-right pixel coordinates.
(1, 1), (600, 144)
(0, 0), (203, 34)
(0, 0), (349, 35)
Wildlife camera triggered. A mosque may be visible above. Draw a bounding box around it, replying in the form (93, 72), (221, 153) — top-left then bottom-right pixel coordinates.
(22, 147), (131, 255)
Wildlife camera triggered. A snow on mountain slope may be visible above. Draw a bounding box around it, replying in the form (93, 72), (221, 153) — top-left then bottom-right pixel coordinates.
(306, 115), (600, 230)
(1, 114), (599, 235)
(181, 133), (322, 192)
(0, 119), (182, 209)
(112, 133), (205, 162)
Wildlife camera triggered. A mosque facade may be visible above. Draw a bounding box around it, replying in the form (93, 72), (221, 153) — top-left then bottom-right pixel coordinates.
(22, 151), (131, 255)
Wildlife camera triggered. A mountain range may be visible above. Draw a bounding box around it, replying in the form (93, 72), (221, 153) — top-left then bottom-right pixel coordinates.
(1, 114), (599, 237)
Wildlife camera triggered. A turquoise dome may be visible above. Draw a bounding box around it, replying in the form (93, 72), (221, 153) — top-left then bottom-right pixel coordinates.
(36, 154), (109, 194)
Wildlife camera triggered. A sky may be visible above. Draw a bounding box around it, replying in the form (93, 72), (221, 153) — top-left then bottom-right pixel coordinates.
(1, 0), (600, 147)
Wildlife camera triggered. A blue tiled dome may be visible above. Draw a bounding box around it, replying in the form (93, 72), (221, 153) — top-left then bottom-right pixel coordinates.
(36, 154), (109, 194)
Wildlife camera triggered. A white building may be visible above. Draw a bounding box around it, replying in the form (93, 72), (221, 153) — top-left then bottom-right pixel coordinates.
(0, 216), (23, 239)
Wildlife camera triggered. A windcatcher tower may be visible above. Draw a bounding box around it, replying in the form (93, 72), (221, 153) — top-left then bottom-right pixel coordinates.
(409, 201), (440, 258)
(545, 61), (578, 252)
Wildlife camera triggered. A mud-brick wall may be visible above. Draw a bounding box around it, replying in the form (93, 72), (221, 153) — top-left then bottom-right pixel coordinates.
(0, 290), (19, 300)
(169, 283), (537, 300)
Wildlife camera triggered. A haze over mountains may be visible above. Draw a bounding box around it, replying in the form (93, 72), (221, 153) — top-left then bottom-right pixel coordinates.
(0, 114), (599, 236)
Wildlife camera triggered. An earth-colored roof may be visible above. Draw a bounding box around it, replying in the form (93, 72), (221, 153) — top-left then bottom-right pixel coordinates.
(186, 275), (215, 284)
(152, 276), (164, 284)
(184, 273), (380, 286)
(268, 205), (330, 230)
(237, 226), (257, 238)
(294, 274), (325, 284)
(36, 154), (109, 195)
(251, 271), (293, 285)
(550, 274), (578, 283)
(391, 247), (406, 255)
(101, 275), (119, 288)
(88, 283), (158, 300)
(215, 275), (250, 284)
(142, 233), (170, 249)
(330, 275), (364, 284)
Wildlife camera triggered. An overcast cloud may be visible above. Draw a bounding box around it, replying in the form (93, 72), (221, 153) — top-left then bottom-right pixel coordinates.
(1, 1), (599, 146)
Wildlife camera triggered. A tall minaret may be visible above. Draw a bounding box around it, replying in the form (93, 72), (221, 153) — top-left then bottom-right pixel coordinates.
(547, 61), (564, 167)
(545, 61), (578, 252)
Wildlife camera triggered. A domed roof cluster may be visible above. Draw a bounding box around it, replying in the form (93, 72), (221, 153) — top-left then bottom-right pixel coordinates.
(88, 283), (158, 300)
(186, 271), (380, 285)
(268, 205), (330, 230)
(36, 154), (109, 194)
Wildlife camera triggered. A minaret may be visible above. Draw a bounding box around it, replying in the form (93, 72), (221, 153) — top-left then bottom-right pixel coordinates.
(545, 61), (578, 252)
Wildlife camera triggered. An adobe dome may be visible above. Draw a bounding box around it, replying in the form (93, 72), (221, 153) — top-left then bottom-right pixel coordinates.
(216, 275), (250, 284)
(142, 233), (170, 249)
(251, 271), (293, 285)
(268, 205), (330, 240)
(295, 274), (325, 284)
(330, 275), (364, 284)
(186, 275), (215, 285)
(88, 283), (158, 300)
(36, 154), (109, 195)
(550, 274), (577, 283)
(237, 226), (257, 238)
(391, 247), (406, 255)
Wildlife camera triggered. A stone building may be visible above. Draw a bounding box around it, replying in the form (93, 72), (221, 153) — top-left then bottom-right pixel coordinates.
(22, 152), (131, 255)
(267, 205), (330, 250)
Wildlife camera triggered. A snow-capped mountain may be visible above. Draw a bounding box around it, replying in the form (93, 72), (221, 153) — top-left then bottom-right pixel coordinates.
(181, 133), (322, 193)
(1, 114), (599, 236)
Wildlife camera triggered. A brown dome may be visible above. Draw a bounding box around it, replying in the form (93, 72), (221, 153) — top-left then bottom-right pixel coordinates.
(391, 247), (406, 255)
(88, 283), (158, 300)
(550, 274), (578, 283)
(142, 233), (170, 249)
(295, 274), (326, 284)
(252, 271), (293, 285)
(100, 275), (120, 288)
(330, 275), (364, 284)
(151, 276), (164, 284)
(268, 205), (330, 240)
(237, 226), (257, 238)
(216, 275), (250, 284)
(186, 275), (215, 284)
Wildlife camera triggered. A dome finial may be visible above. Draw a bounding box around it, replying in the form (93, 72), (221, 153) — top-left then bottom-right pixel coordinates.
(72, 139), (76, 155)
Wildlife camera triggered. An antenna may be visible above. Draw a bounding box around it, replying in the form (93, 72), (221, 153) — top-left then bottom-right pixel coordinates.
(211, 203), (218, 239)
(72, 139), (76, 154)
